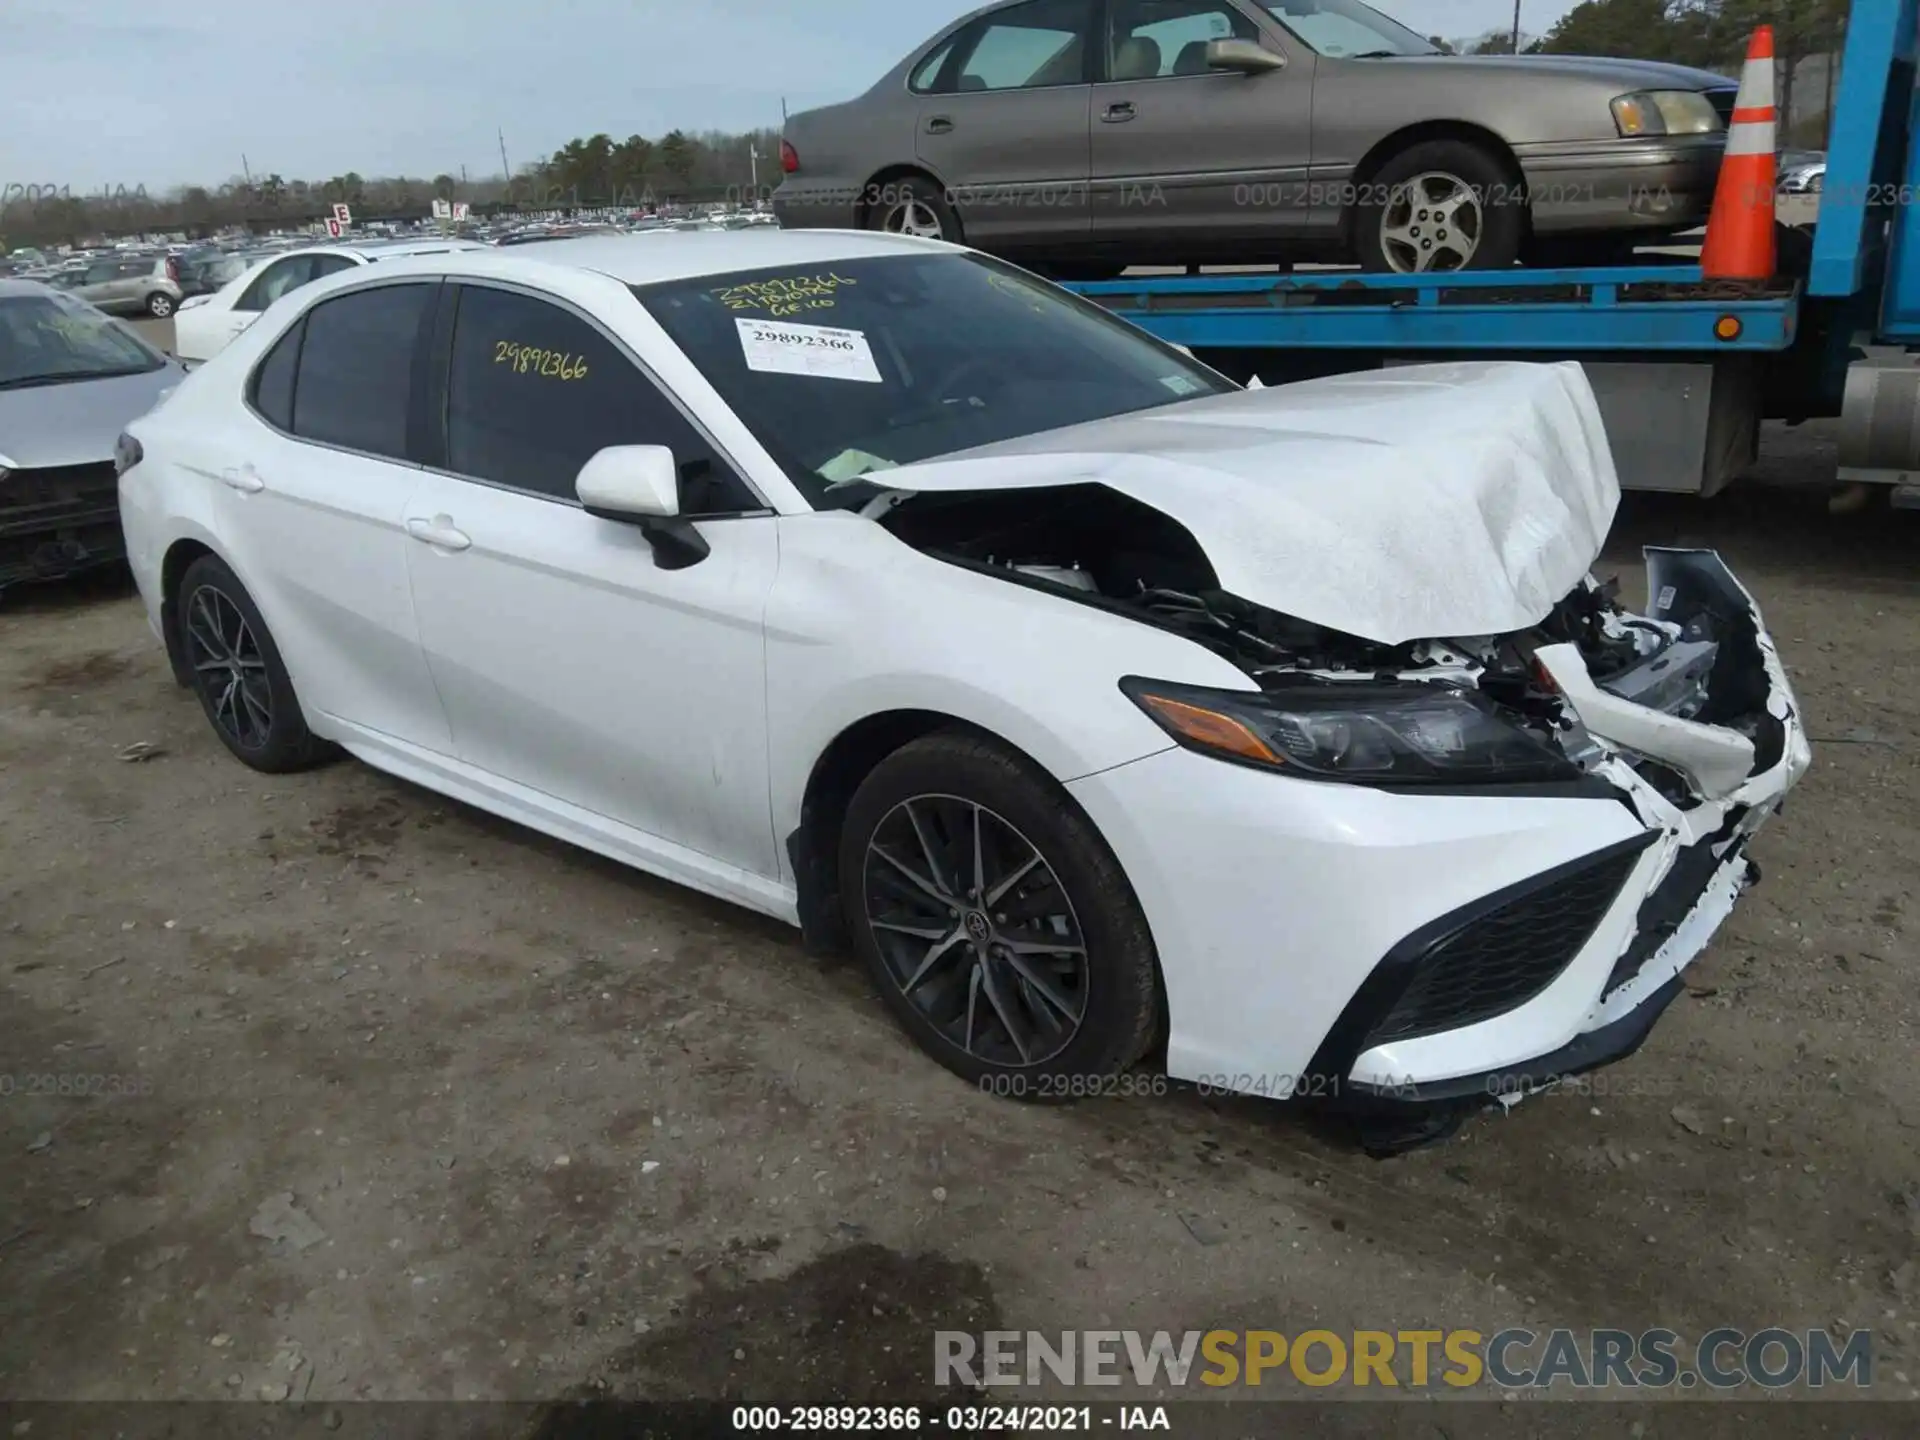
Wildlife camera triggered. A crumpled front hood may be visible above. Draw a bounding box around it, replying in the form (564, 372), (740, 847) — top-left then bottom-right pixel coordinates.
(0, 365), (181, 470)
(880, 360), (1620, 646)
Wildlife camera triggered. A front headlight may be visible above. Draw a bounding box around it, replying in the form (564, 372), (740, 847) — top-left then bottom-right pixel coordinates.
(1611, 89), (1723, 138)
(1120, 677), (1581, 787)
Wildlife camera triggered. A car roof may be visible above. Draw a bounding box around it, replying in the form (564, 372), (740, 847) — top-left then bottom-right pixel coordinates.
(340, 237), (490, 258)
(378, 229), (950, 287)
(0, 276), (63, 299)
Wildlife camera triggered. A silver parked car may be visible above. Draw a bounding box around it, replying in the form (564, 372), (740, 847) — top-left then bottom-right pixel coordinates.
(774, 0), (1737, 273)
(50, 253), (186, 318)
(0, 279), (184, 590)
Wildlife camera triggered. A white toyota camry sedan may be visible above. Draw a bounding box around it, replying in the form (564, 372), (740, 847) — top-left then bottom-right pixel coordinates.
(115, 230), (1809, 1145)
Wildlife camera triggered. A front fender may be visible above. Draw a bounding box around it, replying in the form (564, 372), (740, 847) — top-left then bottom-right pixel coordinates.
(764, 511), (1253, 846)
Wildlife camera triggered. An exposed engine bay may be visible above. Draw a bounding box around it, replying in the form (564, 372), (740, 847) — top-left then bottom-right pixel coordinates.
(877, 483), (1783, 794)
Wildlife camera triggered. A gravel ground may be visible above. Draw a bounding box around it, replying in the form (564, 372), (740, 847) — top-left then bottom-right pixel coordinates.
(1, 422), (1916, 1431)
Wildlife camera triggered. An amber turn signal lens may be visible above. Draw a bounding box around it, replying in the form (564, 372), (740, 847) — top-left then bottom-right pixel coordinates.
(1714, 314), (1743, 340)
(1136, 693), (1282, 765)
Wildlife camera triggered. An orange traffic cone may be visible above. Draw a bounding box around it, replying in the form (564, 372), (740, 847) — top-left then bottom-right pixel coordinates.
(1700, 25), (1778, 280)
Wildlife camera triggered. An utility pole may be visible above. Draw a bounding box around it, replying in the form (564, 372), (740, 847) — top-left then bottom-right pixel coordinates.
(780, 96), (789, 123)
(1510, 0), (1521, 54)
(241, 154), (252, 186)
(498, 129), (511, 181)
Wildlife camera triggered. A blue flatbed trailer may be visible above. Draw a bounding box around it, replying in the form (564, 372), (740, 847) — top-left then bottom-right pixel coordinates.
(1063, 0), (1920, 500)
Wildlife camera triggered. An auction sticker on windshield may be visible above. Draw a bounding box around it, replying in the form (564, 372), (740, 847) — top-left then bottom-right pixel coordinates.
(735, 317), (882, 383)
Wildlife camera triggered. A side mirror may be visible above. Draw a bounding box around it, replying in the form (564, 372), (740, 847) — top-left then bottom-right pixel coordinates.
(1207, 38), (1286, 73)
(574, 444), (710, 569)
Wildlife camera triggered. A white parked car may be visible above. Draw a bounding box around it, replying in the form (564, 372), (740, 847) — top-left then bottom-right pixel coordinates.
(116, 232), (1809, 1141)
(170, 237), (488, 364)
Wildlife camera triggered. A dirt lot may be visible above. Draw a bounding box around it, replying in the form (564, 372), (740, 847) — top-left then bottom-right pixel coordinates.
(2, 429), (1918, 1429)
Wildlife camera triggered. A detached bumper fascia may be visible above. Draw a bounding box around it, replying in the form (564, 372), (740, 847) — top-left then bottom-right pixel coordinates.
(1341, 548), (1808, 1102)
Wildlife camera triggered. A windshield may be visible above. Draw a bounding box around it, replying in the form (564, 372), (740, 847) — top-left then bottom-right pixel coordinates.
(635, 253), (1234, 507)
(0, 291), (166, 387)
(1263, 0), (1437, 56)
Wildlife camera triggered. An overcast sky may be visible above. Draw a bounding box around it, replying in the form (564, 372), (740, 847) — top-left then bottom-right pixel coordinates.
(7, 0), (1577, 193)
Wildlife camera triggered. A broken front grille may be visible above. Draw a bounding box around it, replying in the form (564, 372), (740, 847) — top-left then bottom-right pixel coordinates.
(1364, 846), (1643, 1048)
(2, 462), (118, 514)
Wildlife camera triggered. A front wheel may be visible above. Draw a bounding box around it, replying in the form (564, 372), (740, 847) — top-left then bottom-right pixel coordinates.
(1353, 140), (1524, 273)
(176, 554), (330, 772)
(146, 291), (175, 318)
(838, 732), (1160, 1098)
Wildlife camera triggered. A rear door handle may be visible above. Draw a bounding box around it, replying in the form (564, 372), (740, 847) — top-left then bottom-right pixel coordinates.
(924, 115), (954, 134)
(221, 465), (264, 493)
(1102, 102), (1136, 122)
(405, 516), (471, 551)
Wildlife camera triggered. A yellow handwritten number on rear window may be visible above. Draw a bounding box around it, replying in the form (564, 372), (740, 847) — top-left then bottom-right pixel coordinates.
(493, 341), (589, 380)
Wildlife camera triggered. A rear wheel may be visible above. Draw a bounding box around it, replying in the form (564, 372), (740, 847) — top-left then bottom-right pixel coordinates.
(176, 554), (329, 772)
(839, 732), (1159, 1098)
(1354, 139), (1524, 273)
(864, 174), (961, 244)
(145, 291), (175, 318)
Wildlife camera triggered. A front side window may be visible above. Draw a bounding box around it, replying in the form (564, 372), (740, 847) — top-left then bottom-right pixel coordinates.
(442, 284), (752, 510)
(636, 253), (1233, 509)
(1262, 0), (1436, 56)
(82, 263), (119, 285)
(1108, 0), (1263, 78)
(955, 0), (1094, 90)
(289, 283), (434, 460)
(0, 291), (168, 388)
(236, 256), (318, 313)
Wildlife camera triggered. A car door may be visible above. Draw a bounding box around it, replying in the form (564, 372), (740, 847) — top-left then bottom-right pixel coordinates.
(76, 262), (122, 309)
(401, 280), (782, 878)
(213, 280), (454, 751)
(916, 0), (1095, 245)
(1090, 0), (1316, 243)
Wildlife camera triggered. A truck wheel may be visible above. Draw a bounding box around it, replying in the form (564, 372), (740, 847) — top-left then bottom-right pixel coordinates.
(1355, 140), (1523, 273)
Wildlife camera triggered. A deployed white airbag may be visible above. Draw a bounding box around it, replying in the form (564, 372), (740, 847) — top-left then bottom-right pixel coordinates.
(883, 360), (1619, 645)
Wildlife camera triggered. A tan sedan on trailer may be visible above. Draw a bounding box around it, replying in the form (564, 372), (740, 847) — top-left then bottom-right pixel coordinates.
(774, 0), (1736, 275)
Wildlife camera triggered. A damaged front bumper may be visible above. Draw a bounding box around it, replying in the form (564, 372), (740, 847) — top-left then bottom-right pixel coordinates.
(0, 462), (127, 592)
(1337, 548), (1811, 1109)
(1063, 548), (1809, 1137)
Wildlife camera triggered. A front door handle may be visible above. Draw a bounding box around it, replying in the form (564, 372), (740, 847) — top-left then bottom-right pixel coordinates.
(405, 516), (471, 551)
(1102, 102), (1137, 122)
(925, 115), (954, 134)
(221, 465), (264, 493)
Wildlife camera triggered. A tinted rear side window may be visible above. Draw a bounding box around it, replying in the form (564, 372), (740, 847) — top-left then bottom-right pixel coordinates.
(250, 319), (303, 430)
(290, 284), (434, 460)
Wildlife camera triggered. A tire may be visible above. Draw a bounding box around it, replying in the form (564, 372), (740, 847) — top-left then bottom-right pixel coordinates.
(863, 174), (961, 244)
(1035, 261), (1127, 283)
(838, 731), (1159, 1098)
(1353, 139), (1524, 273)
(146, 291), (175, 318)
(175, 554), (329, 773)
(1527, 235), (1641, 268)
